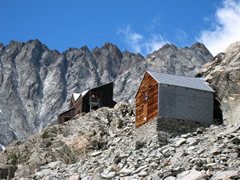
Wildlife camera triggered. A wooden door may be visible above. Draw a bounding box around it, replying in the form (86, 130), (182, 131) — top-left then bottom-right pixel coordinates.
(143, 103), (148, 121)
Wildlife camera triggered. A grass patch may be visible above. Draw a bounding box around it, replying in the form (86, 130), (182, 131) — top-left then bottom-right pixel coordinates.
(41, 130), (49, 139)
(7, 152), (17, 165)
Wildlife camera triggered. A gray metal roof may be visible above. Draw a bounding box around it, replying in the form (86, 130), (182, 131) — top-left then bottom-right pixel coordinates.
(147, 71), (214, 92)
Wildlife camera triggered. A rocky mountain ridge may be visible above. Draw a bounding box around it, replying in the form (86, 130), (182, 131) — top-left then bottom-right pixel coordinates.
(0, 39), (212, 148)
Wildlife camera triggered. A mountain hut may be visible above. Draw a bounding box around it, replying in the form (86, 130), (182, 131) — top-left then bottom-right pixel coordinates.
(135, 71), (215, 128)
(58, 82), (116, 124)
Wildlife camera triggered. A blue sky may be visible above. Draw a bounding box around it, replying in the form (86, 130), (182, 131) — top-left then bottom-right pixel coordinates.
(1, 0), (240, 56)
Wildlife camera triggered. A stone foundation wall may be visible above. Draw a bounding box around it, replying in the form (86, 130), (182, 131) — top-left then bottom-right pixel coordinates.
(156, 116), (210, 135)
(134, 116), (210, 147)
(133, 118), (160, 148)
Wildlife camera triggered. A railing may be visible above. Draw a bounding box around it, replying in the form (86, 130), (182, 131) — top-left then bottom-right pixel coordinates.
(89, 97), (103, 108)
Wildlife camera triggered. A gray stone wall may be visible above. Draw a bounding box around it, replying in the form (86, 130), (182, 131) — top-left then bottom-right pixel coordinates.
(134, 116), (210, 148)
(133, 118), (159, 148)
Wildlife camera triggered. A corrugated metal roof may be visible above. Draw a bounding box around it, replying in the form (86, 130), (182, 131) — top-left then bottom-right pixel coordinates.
(147, 71), (214, 92)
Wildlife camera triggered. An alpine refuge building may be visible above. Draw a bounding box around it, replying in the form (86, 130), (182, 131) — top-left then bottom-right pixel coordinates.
(58, 82), (116, 124)
(135, 71), (214, 128)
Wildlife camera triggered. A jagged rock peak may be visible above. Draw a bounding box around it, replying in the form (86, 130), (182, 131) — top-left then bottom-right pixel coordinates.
(79, 45), (90, 52)
(103, 42), (115, 48)
(26, 39), (41, 44)
(144, 42), (213, 77)
(92, 42), (121, 51)
(64, 46), (90, 54)
(191, 42), (207, 49)
(161, 43), (178, 50)
(190, 42), (213, 58)
(27, 39), (51, 52)
(102, 42), (123, 58)
(8, 40), (24, 47)
(3, 40), (24, 52)
(122, 50), (144, 59)
(91, 43), (122, 57)
(122, 49), (131, 54)
(145, 42), (213, 61)
(4, 39), (52, 54)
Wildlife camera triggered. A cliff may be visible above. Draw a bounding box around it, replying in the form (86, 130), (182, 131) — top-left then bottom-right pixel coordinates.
(199, 41), (240, 125)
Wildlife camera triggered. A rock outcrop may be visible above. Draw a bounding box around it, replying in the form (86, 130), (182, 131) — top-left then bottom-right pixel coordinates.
(0, 40), (212, 147)
(0, 103), (240, 179)
(199, 41), (240, 125)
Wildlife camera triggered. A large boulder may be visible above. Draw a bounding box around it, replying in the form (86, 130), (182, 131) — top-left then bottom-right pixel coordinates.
(200, 41), (240, 125)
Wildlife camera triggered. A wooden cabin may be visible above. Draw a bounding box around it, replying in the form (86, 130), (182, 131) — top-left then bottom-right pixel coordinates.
(58, 82), (116, 124)
(135, 71), (214, 128)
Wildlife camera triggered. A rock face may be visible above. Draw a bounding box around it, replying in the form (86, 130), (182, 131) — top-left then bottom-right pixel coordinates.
(0, 39), (212, 147)
(199, 41), (240, 125)
(1, 103), (240, 179)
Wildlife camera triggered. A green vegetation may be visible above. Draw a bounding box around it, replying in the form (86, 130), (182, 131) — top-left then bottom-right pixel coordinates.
(7, 152), (17, 165)
(41, 130), (49, 139)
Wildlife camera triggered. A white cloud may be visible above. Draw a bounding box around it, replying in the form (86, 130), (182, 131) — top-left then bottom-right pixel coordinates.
(175, 29), (188, 45)
(144, 34), (167, 54)
(198, 0), (240, 56)
(118, 25), (167, 56)
(117, 26), (143, 53)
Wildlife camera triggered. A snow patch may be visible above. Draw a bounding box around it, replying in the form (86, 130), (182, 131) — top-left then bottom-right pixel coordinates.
(73, 90), (89, 101)
(0, 109), (2, 114)
(0, 144), (5, 151)
(73, 93), (81, 101)
(81, 90), (89, 98)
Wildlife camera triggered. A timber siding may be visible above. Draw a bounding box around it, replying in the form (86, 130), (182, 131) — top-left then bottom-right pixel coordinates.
(58, 108), (75, 124)
(74, 96), (83, 114)
(136, 72), (158, 127)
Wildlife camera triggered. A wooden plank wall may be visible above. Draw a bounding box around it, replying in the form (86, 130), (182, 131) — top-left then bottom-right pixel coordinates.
(74, 96), (83, 115)
(70, 97), (75, 108)
(136, 72), (158, 128)
(58, 108), (75, 124)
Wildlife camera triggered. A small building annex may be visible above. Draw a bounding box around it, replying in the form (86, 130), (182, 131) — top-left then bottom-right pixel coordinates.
(135, 71), (214, 128)
(58, 82), (116, 124)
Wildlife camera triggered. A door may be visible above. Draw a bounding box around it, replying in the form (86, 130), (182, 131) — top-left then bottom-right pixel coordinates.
(143, 103), (148, 121)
